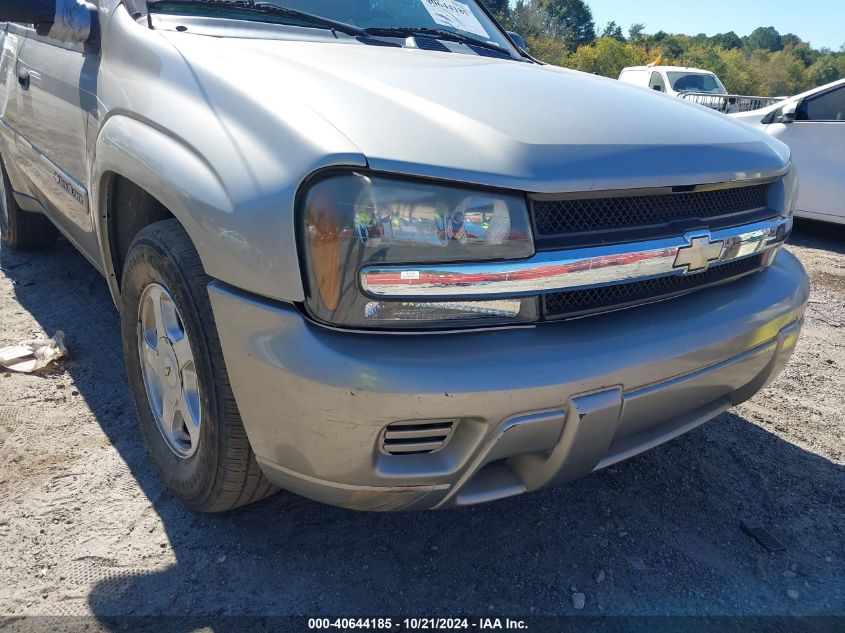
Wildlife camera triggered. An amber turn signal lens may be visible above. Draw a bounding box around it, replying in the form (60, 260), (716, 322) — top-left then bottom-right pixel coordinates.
(306, 190), (341, 311)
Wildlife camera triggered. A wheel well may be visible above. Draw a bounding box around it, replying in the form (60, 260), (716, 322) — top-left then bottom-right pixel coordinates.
(106, 175), (174, 288)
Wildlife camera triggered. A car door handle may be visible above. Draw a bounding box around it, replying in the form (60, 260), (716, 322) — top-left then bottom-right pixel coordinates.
(17, 69), (30, 90)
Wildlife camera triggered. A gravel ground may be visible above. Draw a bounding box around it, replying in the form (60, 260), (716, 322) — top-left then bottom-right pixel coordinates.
(0, 220), (843, 624)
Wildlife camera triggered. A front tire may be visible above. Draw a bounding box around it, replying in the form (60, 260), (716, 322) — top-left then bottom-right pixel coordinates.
(0, 158), (58, 250)
(120, 219), (277, 512)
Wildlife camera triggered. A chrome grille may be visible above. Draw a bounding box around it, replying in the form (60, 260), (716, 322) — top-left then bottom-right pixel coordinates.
(543, 254), (765, 320)
(381, 420), (455, 455)
(532, 183), (771, 237)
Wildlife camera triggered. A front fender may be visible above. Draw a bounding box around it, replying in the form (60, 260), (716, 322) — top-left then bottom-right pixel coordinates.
(92, 115), (237, 300)
(92, 114), (362, 304)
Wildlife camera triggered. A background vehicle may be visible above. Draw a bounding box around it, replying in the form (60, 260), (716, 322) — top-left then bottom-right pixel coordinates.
(732, 78), (845, 225)
(619, 65), (783, 113)
(619, 65), (728, 97)
(0, 0), (807, 513)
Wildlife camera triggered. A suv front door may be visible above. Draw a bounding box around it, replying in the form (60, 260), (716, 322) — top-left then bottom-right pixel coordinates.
(8, 20), (99, 256)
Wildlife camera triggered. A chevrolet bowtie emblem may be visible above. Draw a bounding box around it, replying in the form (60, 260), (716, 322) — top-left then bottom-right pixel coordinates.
(673, 233), (724, 274)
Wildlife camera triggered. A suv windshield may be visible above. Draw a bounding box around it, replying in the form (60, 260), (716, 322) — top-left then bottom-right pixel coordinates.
(666, 72), (727, 94)
(147, 0), (513, 50)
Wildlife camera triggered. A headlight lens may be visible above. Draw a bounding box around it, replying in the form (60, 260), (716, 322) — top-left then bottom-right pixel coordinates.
(300, 172), (536, 329)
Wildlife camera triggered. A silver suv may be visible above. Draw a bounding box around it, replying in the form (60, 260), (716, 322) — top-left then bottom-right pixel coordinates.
(0, 0), (808, 512)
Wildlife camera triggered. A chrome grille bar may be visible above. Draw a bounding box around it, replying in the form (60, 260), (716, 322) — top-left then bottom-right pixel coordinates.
(359, 217), (790, 299)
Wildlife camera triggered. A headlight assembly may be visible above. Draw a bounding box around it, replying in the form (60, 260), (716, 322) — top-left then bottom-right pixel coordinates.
(299, 171), (537, 329)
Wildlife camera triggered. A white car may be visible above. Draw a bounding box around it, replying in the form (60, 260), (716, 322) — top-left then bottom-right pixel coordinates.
(732, 79), (845, 225)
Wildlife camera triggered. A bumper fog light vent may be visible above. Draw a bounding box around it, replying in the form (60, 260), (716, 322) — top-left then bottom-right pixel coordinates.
(381, 420), (456, 456)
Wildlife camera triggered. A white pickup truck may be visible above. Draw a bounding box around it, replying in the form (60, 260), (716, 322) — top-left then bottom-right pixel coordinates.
(0, 0), (808, 512)
(619, 65), (783, 113)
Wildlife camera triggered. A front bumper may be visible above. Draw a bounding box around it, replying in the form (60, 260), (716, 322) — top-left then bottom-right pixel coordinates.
(209, 250), (808, 511)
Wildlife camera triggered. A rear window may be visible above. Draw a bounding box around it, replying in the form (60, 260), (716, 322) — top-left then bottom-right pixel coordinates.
(666, 72), (726, 94)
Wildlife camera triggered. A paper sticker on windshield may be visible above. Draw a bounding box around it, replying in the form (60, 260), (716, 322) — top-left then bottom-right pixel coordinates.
(420, 0), (489, 38)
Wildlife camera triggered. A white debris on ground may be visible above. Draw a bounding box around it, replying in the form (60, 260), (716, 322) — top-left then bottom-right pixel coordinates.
(0, 331), (66, 373)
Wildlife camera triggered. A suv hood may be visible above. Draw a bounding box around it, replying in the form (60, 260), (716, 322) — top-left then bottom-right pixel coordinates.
(165, 34), (790, 193)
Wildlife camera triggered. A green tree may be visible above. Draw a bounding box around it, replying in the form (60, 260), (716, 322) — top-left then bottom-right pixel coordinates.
(718, 47), (757, 94)
(745, 26), (783, 52)
(601, 21), (625, 42)
(781, 33), (802, 48)
(658, 35), (686, 58)
(711, 31), (742, 50)
(628, 23), (645, 43)
(568, 37), (649, 77)
(537, 0), (596, 50)
(511, 0), (545, 38)
(806, 55), (845, 86)
(789, 42), (819, 67)
(525, 34), (570, 66)
(764, 49), (806, 94)
(479, 0), (509, 22)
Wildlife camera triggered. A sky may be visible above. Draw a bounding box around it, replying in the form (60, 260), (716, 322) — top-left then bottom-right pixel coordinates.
(588, 0), (845, 50)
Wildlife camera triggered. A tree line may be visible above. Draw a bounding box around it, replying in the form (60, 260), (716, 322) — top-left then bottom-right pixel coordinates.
(482, 0), (845, 96)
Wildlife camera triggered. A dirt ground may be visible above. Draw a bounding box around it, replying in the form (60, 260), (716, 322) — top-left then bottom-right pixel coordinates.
(0, 220), (843, 624)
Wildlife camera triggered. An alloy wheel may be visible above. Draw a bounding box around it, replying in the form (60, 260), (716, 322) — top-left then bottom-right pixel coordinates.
(137, 283), (202, 458)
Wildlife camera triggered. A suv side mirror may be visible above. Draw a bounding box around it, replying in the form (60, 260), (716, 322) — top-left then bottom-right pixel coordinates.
(506, 31), (527, 51)
(0, 0), (97, 45)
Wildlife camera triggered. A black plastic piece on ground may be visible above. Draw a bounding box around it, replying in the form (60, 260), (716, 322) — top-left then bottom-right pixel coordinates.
(741, 520), (786, 553)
